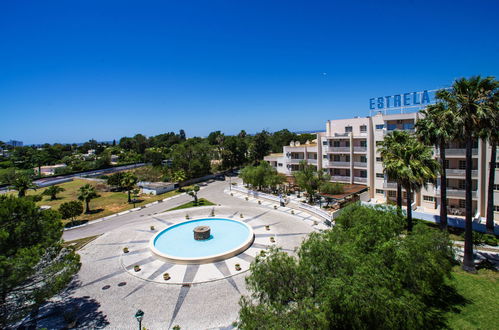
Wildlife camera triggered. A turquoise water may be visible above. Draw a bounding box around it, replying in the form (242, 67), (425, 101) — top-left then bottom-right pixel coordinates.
(153, 218), (252, 258)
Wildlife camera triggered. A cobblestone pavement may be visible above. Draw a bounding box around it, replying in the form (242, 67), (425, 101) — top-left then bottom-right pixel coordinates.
(37, 179), (320, 329)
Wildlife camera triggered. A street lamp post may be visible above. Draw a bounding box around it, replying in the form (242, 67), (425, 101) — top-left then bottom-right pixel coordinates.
(135, 309), (144, 330)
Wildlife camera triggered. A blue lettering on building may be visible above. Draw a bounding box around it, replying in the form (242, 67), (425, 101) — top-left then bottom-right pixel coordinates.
(369, 90), (432, 110)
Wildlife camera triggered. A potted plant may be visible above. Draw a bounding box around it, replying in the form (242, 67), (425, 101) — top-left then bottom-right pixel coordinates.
(134, 265), (141, 272)
(235, 263), (241, 271)
(270, 236), (275, 243)
(258, 200), (262, 205)
(150, 225), (155, 231)
(265, 225), (270, 231)
(240, 213), (244, 218)
(313, 220), (318, 226)
(211, 208), (215, 217)
(163, 273), (171, 281)
(123, 247), (129, 253)
(245, 197), (249, 201)
(273, 205), (277, 209)
(230, 193), (234, 196)
(291, 210), (295, 215)
(185, 214), (190, 220)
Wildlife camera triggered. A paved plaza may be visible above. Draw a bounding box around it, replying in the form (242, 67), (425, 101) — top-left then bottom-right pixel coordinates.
(35, 179), (322, 329)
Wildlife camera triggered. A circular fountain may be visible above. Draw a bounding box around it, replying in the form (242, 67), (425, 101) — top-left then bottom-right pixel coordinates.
(150, 218), (254, 264)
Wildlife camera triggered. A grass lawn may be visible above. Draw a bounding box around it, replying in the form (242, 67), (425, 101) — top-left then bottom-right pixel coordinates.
(10, 179), (182, 223)
(446, 266), (498, 329)
(167, 198), (215, 211)
(63, 235), (101, 250)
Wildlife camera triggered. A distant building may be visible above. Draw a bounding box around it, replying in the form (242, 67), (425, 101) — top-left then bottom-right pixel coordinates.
(34, 164), (68, 176)
(7, 140), (23, 147)
(139, 182), (177, 195)
(110, 154), (119, 165)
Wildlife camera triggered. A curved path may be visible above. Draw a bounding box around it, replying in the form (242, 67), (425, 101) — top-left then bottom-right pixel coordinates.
(37, 179), (320, 329)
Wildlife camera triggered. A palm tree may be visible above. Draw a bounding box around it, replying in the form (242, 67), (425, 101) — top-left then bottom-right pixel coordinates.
(438, 76), (497, 272)
(381, 132), (440, 231)
(121, 172), (138, 203)
(77, 184), (99, 213)
(379, 130), (409, 214)
(42, 185), (65, 200)
(9, 171), (36, 197)
(416, 102), (458, 230)
(187, 185), (200, 205)
(293, 161), (330, 204)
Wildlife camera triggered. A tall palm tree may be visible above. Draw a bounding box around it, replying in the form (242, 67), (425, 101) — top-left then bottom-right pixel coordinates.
(481, 86), (498, 234)
(121, 172), (138, 203)
(416, 102), (458, 231)
(382, 132), (440, 231)
(379, 130), (409, 214)
(77, 184), (99, 213)
(42, 185), (65, 200)
(438, 76), (497, 272)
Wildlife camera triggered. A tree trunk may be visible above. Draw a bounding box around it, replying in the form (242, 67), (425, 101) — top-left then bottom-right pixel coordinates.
(127, 189), (131, 203)
(406, 186), (413, 232)
(396, 183), (402, 215)
(486, 138), (496, 234)
(462, 135), (476, 272)
(439, 141), (448, 231)
(85, 200), (90, 213)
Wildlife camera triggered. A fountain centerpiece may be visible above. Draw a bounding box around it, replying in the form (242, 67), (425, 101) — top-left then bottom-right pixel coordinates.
(193, 225), (211, 240)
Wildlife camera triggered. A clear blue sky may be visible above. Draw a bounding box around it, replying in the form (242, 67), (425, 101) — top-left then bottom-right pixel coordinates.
(1, 0), (498, 144)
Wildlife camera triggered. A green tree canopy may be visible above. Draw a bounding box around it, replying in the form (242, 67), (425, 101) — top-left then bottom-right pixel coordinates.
(238, 204), (455, 329)
(240, 162), (284, 192)
(0, 196), (80, 327)
(59, 200), (84, 225)
(293, 161), (331, 204)
(121, 172), (139, 203)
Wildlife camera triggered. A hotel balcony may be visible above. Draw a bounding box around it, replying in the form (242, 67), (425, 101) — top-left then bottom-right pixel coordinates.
(333, 132), (350, 137)
(353, 146), (367, 153)
(353, 176), (367, 183)
(445, 168), (478, 178)
(330, 161), (350, 167)
(288, 158), (305, 164)
(332, 175), (351, 183)
(436, 188), (477, 199)
(435, 148), (478, 157)
(328, 147), (351, 153)
(383, 128), (415, 135)
(306, 159), (317, 164)
(353, 161), (367, 168)
(383, 182), (398, 189)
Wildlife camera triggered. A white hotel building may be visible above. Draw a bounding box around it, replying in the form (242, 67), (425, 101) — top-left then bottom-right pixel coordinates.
(265, 111), (499, 222)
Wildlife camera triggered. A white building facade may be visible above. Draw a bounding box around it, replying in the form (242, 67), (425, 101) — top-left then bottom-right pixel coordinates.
(265, 111), (499, 222)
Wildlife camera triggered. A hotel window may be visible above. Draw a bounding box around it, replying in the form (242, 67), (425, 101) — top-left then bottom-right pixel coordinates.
(278, 163), (283, 167)
(376, 173), (384, 178)
(333, 141), (340, 147)
(459, 160), (466, 170)
(323, 155), (328, 159)
(376, 157), (383, 162)
(458, 180), (465, 190)
(388, 191), (397, 197)
(345, 155), (350, 161)
(423, 195), (435, 202)
(322, 140), (327, 145)
(376, 189), (384, 194)
(345, 141), (350, 147)
(345, 126), (352, 133)
(333, 155), (340, 161)
(360, 125), (367, 133)
(345, 169), (351, 176)
(360, 170), (367, 178)
(360, 140), (367, 147)
(387, 123), (397, 131)
(444, 160), (450, 169)
(360, 156), (367, 163)
(403, 123), (414, 130)
(333, 169), (341, 175)
(375, 124), (384, 130)
(459, 200), (466, 208)
(494, 184), (499, 191)
(494, 206), (499, 212)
